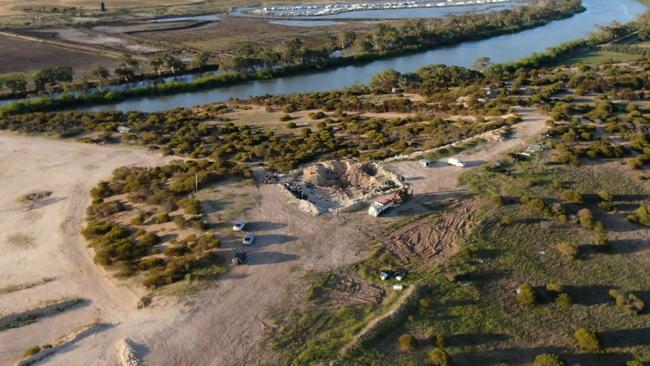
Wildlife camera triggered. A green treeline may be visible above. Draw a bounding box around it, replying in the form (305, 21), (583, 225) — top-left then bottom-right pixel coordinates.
(0, 0), (583, 115)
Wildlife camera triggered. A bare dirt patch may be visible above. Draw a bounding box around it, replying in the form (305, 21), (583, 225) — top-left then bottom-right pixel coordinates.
(385, 201), (477, 263)
(6, 233), (35, 249)
(285, 159), (402, 212)
(0, 34), (118, 73)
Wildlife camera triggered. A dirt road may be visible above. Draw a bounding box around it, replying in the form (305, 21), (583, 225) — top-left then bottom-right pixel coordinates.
(0, 107), (547, 365)
(0, 133), (173, 366)
(143, 170), (368, 366)
(386, 108), (548, 214)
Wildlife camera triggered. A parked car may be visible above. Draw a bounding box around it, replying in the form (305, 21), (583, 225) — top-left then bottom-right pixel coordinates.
(447, 157), (466, 168)
(233, 219), (247, 232)
(232, 252), (248, 265)
(243, 232), (256, 245)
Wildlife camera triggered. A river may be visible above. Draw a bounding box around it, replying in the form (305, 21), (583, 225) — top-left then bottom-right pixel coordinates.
(78, 0), (646, 113)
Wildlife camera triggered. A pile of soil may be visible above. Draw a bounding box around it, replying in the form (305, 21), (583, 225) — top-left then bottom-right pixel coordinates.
(303, 160), (380, 193)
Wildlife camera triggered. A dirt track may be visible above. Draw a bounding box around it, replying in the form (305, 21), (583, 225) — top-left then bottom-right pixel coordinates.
(0, 133), (172, 365)
(142, 169), (367, 366)
(387, 108), (548, 213)
(0, 107), (547, 365)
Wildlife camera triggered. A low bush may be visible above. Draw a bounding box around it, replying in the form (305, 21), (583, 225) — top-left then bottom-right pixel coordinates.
(153, 213), (171, 224)
(574, 328), (601, 352)
(557, 242), (579, 260)
(22, 345), (41, 358)
(562, 190), (584, 204)
(138, 232), (161, 246)
(398, 334), (417, 352)
(534, 353), (566, 366)
(555, 293), (573, 309)
(279, 114), (293, 122)
(517, 283), (537, 305)
(428, 347), (450, 366)
(577, 208), (593, 229)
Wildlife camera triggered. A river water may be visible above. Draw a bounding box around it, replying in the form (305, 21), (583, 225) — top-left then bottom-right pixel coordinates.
(75, 0), (646, 112)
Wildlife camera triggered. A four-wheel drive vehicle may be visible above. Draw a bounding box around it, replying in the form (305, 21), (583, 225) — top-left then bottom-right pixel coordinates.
(233, 219), (247, 232)
(447, 157), (466, 168)
(232, 252), (248, 265)
(243, 231), (256, 245)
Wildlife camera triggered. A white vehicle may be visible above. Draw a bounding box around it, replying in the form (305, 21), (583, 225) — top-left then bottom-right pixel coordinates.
(242, 232), (256, 245)
(419, 159), (434, 167)
(233, 219), (247, 232)
(447, 157), (466, 168)
(368, 197), (395, 217)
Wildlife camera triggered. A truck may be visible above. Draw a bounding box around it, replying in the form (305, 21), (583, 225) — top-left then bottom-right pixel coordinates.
(447, 157), (466, 168)
(368, 186), (413, 217)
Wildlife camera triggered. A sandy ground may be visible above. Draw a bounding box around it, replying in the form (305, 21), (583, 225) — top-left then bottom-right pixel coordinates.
(386, 108), (548, 214)
(0, 133), (174, 366)
(0, 107), (547, 365)
(0, 133), (367, 366)
(142, 168), (368, 366)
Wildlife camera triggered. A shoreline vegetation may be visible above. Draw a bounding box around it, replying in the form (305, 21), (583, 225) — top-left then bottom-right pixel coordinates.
(0, 0), (584, 115)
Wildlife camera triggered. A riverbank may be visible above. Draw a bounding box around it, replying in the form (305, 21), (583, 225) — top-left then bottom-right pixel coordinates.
(0, 1), (585, 115)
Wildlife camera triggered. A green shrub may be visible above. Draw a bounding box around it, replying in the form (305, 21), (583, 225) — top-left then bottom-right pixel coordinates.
(555, 293), (573, 309)
(546, 283), (564, 293)
(428, 347), (450, 366)
(398, 334), (417, 352)
(22, 345), (41, 357)
(180, 197), (201, 215)
(287, 122), (298, 129)
(138, 232), (161, 246)
(517, 283), (537, 305)
(627, 361), (643, 366)
(598, 190), (613, 202)
(130, 211), (146, 225)
(154, 213), (171, 224)
(431, 333), (445, 348)
(577, 208), (593, 229)
(534, 353), (566, 366)
(501, 215), (513, 225)
(609, 289), (646, 315)
(280, 114), (293, 122)
(628, 204), (650, 227)
(488, 193), (504, 206)
(562, 190), (584, 204)
(574, 328), (601, 352)
(557, 242), (579, 260)
(309, 111), (326, 120)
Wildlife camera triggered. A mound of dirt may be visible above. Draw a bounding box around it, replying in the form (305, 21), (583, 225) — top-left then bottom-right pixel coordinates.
(303, 161), (379, 192)
(293, 160), (399, 211)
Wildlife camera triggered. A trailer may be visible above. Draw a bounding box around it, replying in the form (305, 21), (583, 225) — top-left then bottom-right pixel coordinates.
(447, 157), (466, 168)
(368, 186), (413, 217)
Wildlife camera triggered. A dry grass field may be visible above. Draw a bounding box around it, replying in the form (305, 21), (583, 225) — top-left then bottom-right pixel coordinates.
(0, 34), (118, 73)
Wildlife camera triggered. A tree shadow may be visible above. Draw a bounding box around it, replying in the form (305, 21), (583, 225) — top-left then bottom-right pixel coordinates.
(446, 333), (511, 347)
(600, 328), (650, 348)
(246, 221), (287, 231)
(457, 271), (508, 284)
(201, 199), (234, 215)
(453, 347), (633, 365)
(256, 234), (298, 247)
(563, 285), (613, 306)
(27, 196), (67, 210)
(247, 251), (299, 265)
(607, 239), (650, 255)
(472, 249), (502, 260)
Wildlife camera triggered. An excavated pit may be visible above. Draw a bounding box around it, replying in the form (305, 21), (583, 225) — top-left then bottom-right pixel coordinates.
(285, 160), (401, 213)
